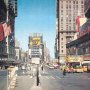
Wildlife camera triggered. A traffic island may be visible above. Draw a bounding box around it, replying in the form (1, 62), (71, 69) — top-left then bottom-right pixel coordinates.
(30, 86), (42, 90)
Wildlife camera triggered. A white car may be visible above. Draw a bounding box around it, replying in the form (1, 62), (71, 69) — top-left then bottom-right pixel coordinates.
(49, 66), (54, 69)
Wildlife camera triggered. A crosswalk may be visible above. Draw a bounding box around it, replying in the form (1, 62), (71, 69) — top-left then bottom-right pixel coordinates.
(41, 76), (61, 80)
(41, 75), (90, 80)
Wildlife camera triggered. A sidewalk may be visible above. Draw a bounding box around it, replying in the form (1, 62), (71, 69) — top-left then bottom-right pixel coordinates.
(30, 86), (42, 90)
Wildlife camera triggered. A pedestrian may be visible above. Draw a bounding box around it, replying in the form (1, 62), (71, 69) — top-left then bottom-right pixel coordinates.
(63, 68), (66, 77)
(41, 66), (43, 71)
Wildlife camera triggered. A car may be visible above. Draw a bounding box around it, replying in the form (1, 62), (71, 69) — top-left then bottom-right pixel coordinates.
(83, 66), (87, 72)
(53, 64), (59, 69)
(65, 67), (74, 73)
(74, 66), (84, 73)
(49, 66), (54, 69)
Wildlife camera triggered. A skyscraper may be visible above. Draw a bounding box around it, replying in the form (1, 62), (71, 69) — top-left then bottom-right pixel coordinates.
(0, 0), (17, 62)
(56, 0), (85, 63)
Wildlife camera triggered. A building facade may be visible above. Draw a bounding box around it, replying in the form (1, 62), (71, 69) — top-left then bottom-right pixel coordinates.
(66, 0), (90, 64)
(43, 42), (50, 64)
(0, 0), (17, 66)
(15, 39), (21, 61)
(55, 0), (85, 63)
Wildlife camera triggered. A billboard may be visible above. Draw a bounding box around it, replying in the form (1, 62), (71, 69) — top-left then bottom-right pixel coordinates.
(30, 37), (41, 47)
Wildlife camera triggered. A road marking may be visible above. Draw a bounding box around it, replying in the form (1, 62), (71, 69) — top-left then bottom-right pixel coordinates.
(50, 76), (55, 79)
(46, 76), (49, 79)
(56, 76), (61, 79)
(88, 78), (90, 79)
(30, 76), (33, 78)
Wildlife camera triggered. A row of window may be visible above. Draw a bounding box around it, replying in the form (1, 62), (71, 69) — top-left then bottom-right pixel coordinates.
(0, 47), (6, 54)
(60, 1), (84, 5)
(67, 47), (90, 55)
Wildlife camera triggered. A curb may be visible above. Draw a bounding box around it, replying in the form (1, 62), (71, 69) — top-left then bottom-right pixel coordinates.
(8, 74), (17, 90)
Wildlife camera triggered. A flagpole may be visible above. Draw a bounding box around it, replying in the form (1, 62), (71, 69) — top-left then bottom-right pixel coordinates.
(6, 9), (9, 61)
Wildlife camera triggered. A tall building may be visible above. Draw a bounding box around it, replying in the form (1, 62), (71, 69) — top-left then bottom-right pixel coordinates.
(15, 39), (21, 61)
(66, 0), (90, 67)
(55, 0), (85, 63)
(84, 0), (90, 18)
(0, 0), (17, 63)
(43, 42), (50, 64)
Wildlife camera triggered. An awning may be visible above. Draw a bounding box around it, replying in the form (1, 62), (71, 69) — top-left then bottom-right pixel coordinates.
(82, 60), (90, 64)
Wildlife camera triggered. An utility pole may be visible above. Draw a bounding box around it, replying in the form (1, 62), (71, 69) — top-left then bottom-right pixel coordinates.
(36, 65), (40, 86)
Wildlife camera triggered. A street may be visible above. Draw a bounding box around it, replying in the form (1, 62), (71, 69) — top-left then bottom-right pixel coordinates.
(40, 66), (90, 90)
(12, 66), (90, 90)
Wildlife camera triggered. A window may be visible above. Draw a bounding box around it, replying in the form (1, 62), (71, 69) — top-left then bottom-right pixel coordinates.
(69, 26), (71, 30)
(66, 4), (68, 9)
(61, 32), (63, 34)
(73, 1), (75, 4)
(69, 1), (71, 3)
(61, 46), (63, 48)
(81, 5), (83, 8)
(76, 5), (78, 9)
(69, 19), (71, 22)
(81, 1), (83, 4)
(61, 42), (63, 45)
(61, 18), (63, 21)
(76, 1), (78, 4)
(61, 50), (63, 53)
(61, 10), (63, 13)
(61, 38), (63, 40)
(69, 5), (71, 9)
(61, 4), (63, 8)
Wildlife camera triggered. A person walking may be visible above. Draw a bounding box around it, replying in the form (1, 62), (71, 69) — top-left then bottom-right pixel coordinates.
(41, 66), (43, 71)
(63, 68), (66, 77)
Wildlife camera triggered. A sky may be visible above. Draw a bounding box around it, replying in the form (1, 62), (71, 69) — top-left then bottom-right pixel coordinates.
(15, 0), (56, 58)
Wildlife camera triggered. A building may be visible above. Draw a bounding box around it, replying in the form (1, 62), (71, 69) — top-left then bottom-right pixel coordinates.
(55, 0), (85, 63)
(43, 42), (50, 64)
(66, 0), (90, 64)
(20, 50), (27, 63)
(84, 0), (90, 18)
(0, 0), (17, 66)
(15, 39), (21, 61)
(28, 33), (44, 64)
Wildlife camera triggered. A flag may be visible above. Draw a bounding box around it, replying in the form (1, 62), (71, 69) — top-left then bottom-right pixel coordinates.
(2, 21), (11, 37)
(0, 24), (4, 41)
(76, 16), (81, 32)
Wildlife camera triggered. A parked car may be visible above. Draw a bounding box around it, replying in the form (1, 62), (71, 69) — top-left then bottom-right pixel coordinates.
(74, 66), (83, 73)
(49, 65), (54, 69)
(53, 64), (59, 69)
(65, 67), (74, 73)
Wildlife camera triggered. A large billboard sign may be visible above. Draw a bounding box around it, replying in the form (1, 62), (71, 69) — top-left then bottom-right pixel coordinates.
(30, 37), (41, 47)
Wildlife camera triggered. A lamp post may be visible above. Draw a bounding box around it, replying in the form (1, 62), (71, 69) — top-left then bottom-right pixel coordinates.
(36, 64), (40, 86)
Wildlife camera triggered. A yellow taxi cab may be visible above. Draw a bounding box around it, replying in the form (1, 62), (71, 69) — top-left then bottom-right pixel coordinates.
(74, 66), (84, 73)
(83, 66), (87, 72)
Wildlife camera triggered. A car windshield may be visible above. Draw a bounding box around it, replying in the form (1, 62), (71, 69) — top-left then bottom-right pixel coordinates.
(0, 0), (90, 90)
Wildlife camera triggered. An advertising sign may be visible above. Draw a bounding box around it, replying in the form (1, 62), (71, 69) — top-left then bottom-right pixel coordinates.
(30, 37), (41, 47)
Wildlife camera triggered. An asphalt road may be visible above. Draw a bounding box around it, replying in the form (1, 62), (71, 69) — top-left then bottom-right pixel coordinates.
(11, 66), (90, 90)
(40, 66), (90, 90)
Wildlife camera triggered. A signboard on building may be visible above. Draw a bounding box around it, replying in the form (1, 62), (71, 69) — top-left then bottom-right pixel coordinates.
(65, 56), (82, 62)
(29, 37), (41, 48)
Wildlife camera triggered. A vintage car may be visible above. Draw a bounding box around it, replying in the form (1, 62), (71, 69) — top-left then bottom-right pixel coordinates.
(74, 66), (84, 73)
